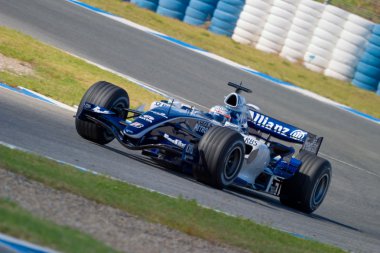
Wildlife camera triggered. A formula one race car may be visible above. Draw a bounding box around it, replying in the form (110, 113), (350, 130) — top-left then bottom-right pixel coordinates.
(75, 81), (332, 213)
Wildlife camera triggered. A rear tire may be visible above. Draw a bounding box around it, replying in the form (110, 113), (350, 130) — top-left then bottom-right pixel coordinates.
(75, 81), (129, 145)
(194, 126), (245, 189)
(280, 151), (331, 213)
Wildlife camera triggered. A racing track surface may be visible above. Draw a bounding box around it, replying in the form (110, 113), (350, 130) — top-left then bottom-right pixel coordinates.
(0, 0), (379, 252)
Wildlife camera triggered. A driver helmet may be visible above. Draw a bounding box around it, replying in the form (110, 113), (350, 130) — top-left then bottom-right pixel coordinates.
(209, 105), (231, 125)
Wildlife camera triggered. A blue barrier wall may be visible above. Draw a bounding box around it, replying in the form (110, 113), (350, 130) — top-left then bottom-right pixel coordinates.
(208, 0), (245, 36)
(352, 24), (380, 91)
(183, 0), (219, 26)
(157, 0), (190, 20)
(134, 0), (159, 11)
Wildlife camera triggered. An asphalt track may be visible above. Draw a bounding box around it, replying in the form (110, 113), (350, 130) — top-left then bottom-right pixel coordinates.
(0, 0), (379, 252)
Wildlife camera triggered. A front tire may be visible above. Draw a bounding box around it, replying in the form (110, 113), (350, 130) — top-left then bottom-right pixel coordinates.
(280, 151), (332, 213)
(75, 81), (129, 145)
(195, 126), (245, 189)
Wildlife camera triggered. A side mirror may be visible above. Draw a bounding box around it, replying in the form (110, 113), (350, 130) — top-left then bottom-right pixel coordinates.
(247, 103), (261, 112)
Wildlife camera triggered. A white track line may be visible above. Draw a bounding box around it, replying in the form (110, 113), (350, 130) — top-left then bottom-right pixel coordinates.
(0, 233), (58, 253)
(320, 152), (380, 178)
(18, 87), (77, 112)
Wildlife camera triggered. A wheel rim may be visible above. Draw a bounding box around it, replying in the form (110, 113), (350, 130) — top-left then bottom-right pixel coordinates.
(311, 173), (330, 207)
(223, 146), (243, 180)
(112, 98), (129, 119)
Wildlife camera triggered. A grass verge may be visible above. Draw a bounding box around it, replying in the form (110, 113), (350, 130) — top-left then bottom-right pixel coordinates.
(316, 0), (380, 23)
(0, 198), (119, 253)
(0, 145), (344, 253)
(79, 0), (380, 118)
(0, 26), (163, 108)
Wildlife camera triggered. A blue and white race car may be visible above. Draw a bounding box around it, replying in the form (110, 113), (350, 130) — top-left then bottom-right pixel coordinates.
(75, 81), (332, 213)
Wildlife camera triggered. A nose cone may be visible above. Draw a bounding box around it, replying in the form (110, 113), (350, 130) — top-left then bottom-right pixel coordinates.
(123, 109), (168, 136)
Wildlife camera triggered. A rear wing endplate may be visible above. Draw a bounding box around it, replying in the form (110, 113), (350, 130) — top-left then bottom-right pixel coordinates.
(300, 133), (323, 155)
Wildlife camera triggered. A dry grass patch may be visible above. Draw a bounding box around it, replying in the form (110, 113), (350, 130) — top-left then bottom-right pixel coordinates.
(0, 53), (34, 76)
(0, 26), (163, 108)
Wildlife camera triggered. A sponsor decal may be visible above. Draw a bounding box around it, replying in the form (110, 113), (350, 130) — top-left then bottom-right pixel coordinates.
(130, 122), (144, 128)
(163, 133), (186, 148)
(181, 105), (193, 113)
(84, 103), (113, 114)
(252, 112), (306, 141)
(194, 121), (212, 134)
(91, 105), (113, 114)
(124, 129), (134, 134)
(252, 112), (290, 136)
(84, 103), (92, 110)
(154, 101), (170, 108)
(244, 136), (259, 146)
(211, 105), (228, 115)
(139, 114), (155, 123)
(151, 110), (168, 119)
(290, 129), (307, 140)
(302, 133), (321, 154)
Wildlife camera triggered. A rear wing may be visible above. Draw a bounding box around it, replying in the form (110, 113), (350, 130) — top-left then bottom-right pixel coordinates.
(248, 111), (323, 154)
(301, 133), (323, 155)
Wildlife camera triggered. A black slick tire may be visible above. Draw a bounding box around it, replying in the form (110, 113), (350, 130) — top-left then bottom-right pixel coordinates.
(195, 126), (245, 189)
(280, 151), (332, 213)
(75, 81), (129, 145)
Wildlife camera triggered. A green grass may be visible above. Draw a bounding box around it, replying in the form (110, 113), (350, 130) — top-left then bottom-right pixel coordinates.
(78, 0), (380, 119)
(0, 198), (119, 253)
(316, 0), (380, 23)
(0, 145), (344, 253)
(0, 26), (163, 108)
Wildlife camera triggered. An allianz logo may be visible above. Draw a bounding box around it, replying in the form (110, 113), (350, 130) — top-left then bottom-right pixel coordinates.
(139, 114), (154, 123)
(252, 112), (307, 141)
(163, 133), (186, 148)
(290, 129), (308, 140)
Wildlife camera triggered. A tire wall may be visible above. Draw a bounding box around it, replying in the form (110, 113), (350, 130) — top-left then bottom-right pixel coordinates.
(135, 0), (159, 11)
(208, 0), (245, 37)
(157, 0), (190, 20)
(231, 0), (273, 45)
(352, 24), (380, 91)
(324, 13), (374, 82)
(183, 0), (219, 26)
(255, 0), (301, 54)
(303, 5), (349, 73)
(280, 0), (324, 63)
(129, 0), (380, 94)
